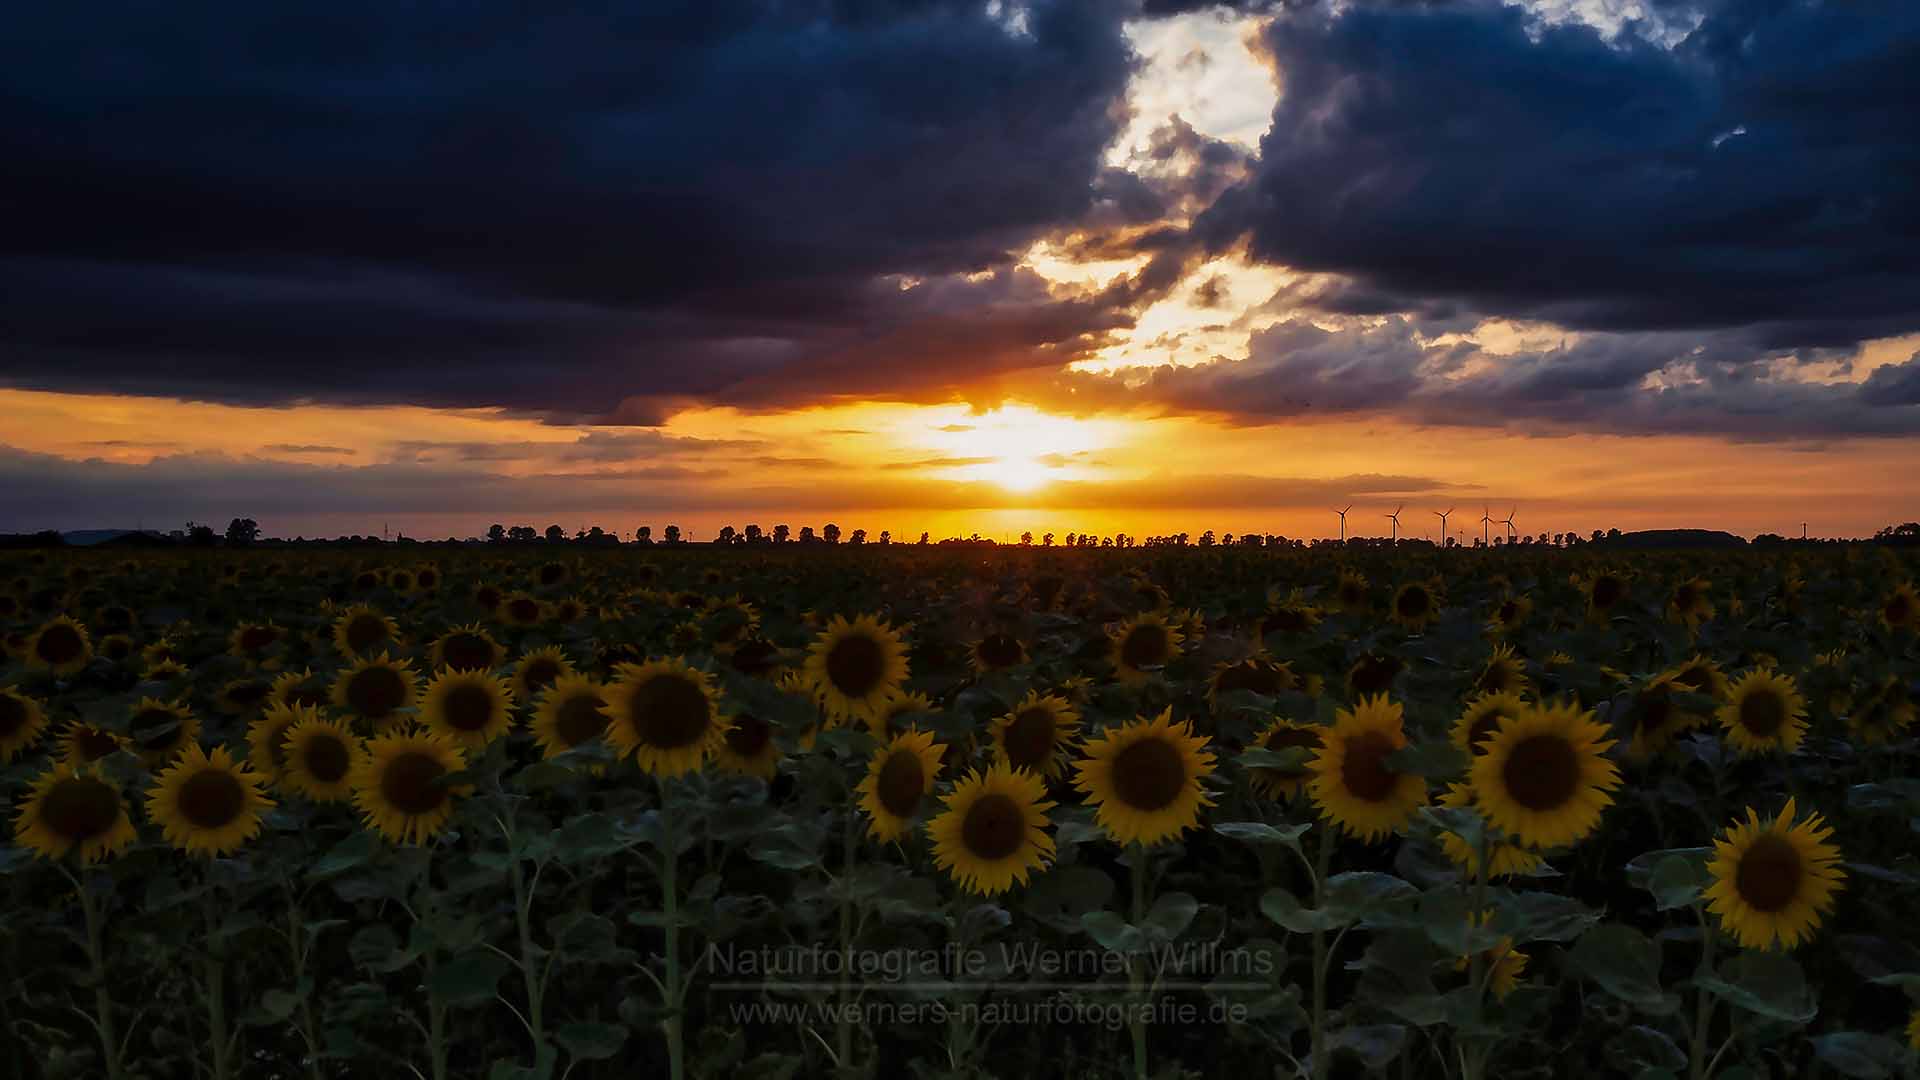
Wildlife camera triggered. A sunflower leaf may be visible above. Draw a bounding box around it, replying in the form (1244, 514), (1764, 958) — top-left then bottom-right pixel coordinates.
(1809, 1032), (1908, 1079)
(1259, 888), (1343, 934)
(1569, 924), (1677, 1015)
(556, 1022), (629, 1061)
(1141, 892), (1199, 942)
(1693, 952), (1816, 1023)
(1646, 852), (1714, 910)
(429, 950), (513, 1007)
(1082, 911), (1147, 954)
(1212, 821), (1311, 855)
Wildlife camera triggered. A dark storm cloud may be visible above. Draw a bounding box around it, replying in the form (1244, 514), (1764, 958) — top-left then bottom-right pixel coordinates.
(0, 1), (1158, 417)
(1201, 0), (1920, 346)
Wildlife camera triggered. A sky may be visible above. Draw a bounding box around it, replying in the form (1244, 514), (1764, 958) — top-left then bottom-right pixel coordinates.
(2, 0), (1917, 542)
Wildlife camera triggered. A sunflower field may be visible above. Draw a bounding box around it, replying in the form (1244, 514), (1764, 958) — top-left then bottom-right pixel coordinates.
(2, 543), (1919, 1079)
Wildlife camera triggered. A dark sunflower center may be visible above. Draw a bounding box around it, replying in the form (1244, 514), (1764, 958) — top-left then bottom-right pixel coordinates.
(508, 598), (540, 623)
(476, 586), (503, 610)
(961, 793), (1026, 861)
(1884, 594), (1912, 625)
(443, 683), (497, 732)
(1112, 737), (1187, 811)
(539, 563), (566, 586)
(36, 624), (85, 665)
(1477, 663), (1513, 694)
(344, 615), (389, 652)
(826, 635), (886, 697)
(1637, 692), (1673, 735)
(555, 693), (610, 746)
(1674, 585), (1698, 611)
(1120, 625), (1170, 670)
(1339, 582), (1366, 606)
(131, 708), (185, 751)
(1501, 735), (1579, 811)
(1735, 834), (1803, 913)
(1497, 601), (1519, 623)
(75, 726), (122, 761)
(102, 637), (133, 660)
(626, 674), (711, 749)
(225, 681), (272, 709)
(875, 750), (925, 817)
(1738, 689), (1786, 737)
(1260, 727), (1322, 779)
(521, 657), (563, 694)
(0, 694), (26, 737)
(238, 626), (278, 652)
(977, 634), (1023, 669)
(441, 633), (496, 672)
(1592, 576), (1624, 608)
(1467, 708), (1514, 753)
(730, 639), (778, 676)
(1397, 588), (1431, 618)
(389, 572), (413, 590)
(1340, 731), (1399, 802)
(347, 666), (408, 718)
(42, 777), (120, 841)
(1002, 708), (1058, 770)
(1217, 662), (1284, 697)
(723, 714), (771, 757)
(380, 751), (448, 815)
(178, 769), (246, 829)
(304, 735), (351, 783)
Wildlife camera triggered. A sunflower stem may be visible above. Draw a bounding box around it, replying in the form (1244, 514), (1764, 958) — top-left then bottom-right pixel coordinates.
(503, 811), (548, 1061)
(1688, 903), (1717, 1080)
(67, 866), (124, 1080)
(1309, 825), (1332, 1080)
(284, 890), (325, 1080)
(660, 782), (686, 1080)
(202, 900), (235, 1080)
(1129, 843), (1150, 1080)
(424, 950), (450, 1080)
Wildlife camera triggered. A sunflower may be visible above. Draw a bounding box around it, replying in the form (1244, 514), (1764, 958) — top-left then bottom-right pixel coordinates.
(1487, 594), (1532, 635)
(970, 632), (1027, 673)
(61, 723), (126, 768)
(1667, 578), (1715, 631)
(496, 591), (547, 628)
(350, 731), (469, 845)
(928, 763), (1057, 896)
(386, 567), (416, 593)
(1074, 710), (1216, 846)
(1128, 578), (1171, 613)
(1110, 612), (1183, 682)
(1330, 570), (1369, 613)
(1207, 654), (1299, 709)
(528, 675), (610, 761)
(1347, 653), (1404, 699)
(603, 658), (729, 777)
(331, 654), (419, 730)
(1436, 783), (1546, 879)
(1880, 583), (1918, 632)
(128, 697), (200, 769)
(1718, 668), (1807, 756)
(430, 624), (507, 673)
(867, 690), (938, 741)
(803, 615), (910, 723)
(856, 730), (947, 842)
(280, 715), (360, 802)
(510, 645), (575, 706)
(97, 634), (136, 663)
(141, 639), (180, 669)
(983, 692), (1077, 780)
(1583, 571), (1628, 621)
(1453, 912), (1529, 1000)
(27, 615), (92, 676)
(713, 713), (782, 780)
(12, 765), (137, 864)
(1308, 696), (1426, 842)
(1847, 676), (1915, 745)
(1703, 798), (1845, 950)
(145, 744), (275, 857)
(1623, 673), (1709, 759)
(247, 704), (311, 781)
(728, 637), (783, 679)
(1390, 580), (1440, 632)
(420, 669), (516, 751)
(1472, 644), (1530, 697)
(535, 560), (571, 588)
(269, 668), (331, 711)
(228, 622), (284, 663)
(1450, 692), (1528, 756)
(1470, 700), (1619, 849)
(332, 605), (399, 656)
(1260, 590), (1323, 637)
(703, 599), (760, 650)
(1667, 655), (1732, 701)
(0, 688), (50, 762)
(1246, 720), (1323, 800)
(217, 676), (275, 716)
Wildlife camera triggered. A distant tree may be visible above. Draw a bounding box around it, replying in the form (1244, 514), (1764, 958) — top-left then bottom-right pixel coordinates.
(636, 526), (652, 545)
(1020, 531), (1033, 546)
(800, 526), (816, 543)
(663, 525), (681, 544)
(1041, 532), (1053, 546)
(822, 523), (841, 544)
(1065, 533), (1077, 547)
(1199, 531), (1216, 547)
(1591, 530), (1604, 543)
(917, 532), (930, 545)
(544, 525), (565, 543)
(1607, 528), (1622, 540)
(583, 526), (616, 546)
(744, 524), (762, 544)
(487, 524), (506, 543)
(186, 522), (217, 547)
(507, 525), (534, 542)
(773, 524), (790, 544)
(717, 526), (736, 545)
(878, 530), (891, 544)
(849, 529), (866, 544)
(225, 518), (260, 546)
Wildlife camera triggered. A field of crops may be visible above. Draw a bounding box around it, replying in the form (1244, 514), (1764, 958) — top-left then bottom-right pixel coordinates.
(1, 542), (1917, 1079)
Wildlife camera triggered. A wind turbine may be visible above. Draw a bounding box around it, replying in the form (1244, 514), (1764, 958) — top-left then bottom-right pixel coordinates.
(1501, 507), (1518, 544)
(1332, 505), (1352, 543)
(1433, 507), (1454, 548)
(1386, 503), (1404, 544)
(1479, 506), (1492, 547)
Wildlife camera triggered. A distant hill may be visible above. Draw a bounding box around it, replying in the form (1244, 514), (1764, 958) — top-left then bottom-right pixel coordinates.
(1593, 529), (1748, 549)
